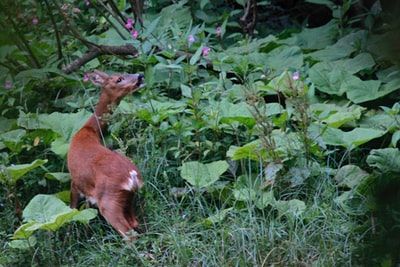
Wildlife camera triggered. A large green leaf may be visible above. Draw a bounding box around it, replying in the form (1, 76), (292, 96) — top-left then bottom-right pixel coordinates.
(309, 53), (376, 97)
(308, 123), (386, 148)
(17, 110), (91, 157)
(234, 189), (275, 209)
(0, 129), (26, 152)
(308, 31), (367, 61)
(338, 53), (375, 74)
(0, 116), (15, 133)
(13, 194), (97, 240)
(227, 140), (266, 162)
(180, 160), (229, 188)
(284, 20), (338, 49)
(1, 159), (47, 185)
(366, 148), (400, 173)
(359, 113), (399, 132)
(264, 46), (303, 74)
(208, 99), (255, 127)
(345, 78), (383, 104)
(233, 174), (275, 209)
(309, 68), (355, 95)
(224, 35), (276, 54)
(275, 199), (306, 220)
(310, 103), (365, 128)
(44, 172), (71, 183)
(9, 236), (37, 250)
(18, 110), (91, 140)
(335, 191), (367, 215)
(335, 165), (370, 189)
(227, 131), (303, 163)
(23, 194), (75, 223)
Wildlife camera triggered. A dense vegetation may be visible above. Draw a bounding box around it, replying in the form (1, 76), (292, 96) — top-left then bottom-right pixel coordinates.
(1, 0), (400, 266)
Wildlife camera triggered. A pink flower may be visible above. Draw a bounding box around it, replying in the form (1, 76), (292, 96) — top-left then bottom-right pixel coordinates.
(188, 35), (195, 45)
(216, 26), (222, 36)
(83, 74), (89, 82)
(125, 18), (133, 30)
(73, 7), (81, 14)
(293, 71), (300, 80)
(85, 0), (90, 6)
(131, 29), (138, 39)
(32, 17), (38, 25)
(202, 46), (211, 56)
(5, 80), (11, 90)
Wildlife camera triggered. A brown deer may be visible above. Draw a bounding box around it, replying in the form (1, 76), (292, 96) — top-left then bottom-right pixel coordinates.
(67, 69), (145, 239)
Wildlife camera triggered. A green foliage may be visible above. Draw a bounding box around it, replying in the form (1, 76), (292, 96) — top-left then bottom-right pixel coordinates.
(1, 159), (47, 186)
(0, 0), (399, 265)
(367, 148), (400, 173)
(180, 160), (229, 188)
(11, 195), (96, 243)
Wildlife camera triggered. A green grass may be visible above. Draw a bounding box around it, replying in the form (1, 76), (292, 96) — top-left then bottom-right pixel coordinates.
(0, 154), (367, 266)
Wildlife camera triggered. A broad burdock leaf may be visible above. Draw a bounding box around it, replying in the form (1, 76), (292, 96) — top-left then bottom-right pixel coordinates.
(9, 235), (37, 249)
(23, 194), (76, 223)
(181, 160), (229, 188)
(367, 148), (400, 173)
(308, 30), (367, 61)
(233, 188), (274, 209)
(345, 78), (382, 104)
(207, 99), (255, 127)
(17, 110), (91, 158)
(286, 20), (338, 49)
(44, 172), (71, 183)
(335, 191), (367, 215)
(262, 162), (283, 188)
(309, 103), (365, 128)
(309, 53), (376, 98)
(2, 159), (47, 185)
(12, 194), (97, 240)
(275, 199), (306, 220)
(263, 46), (303, 75)
(335, 165), (370, 189)
(308, 123), (386, 149)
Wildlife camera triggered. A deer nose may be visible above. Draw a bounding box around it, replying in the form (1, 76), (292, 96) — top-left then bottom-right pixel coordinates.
(136, 74), (145, 87)
(138, 74), (144, 83)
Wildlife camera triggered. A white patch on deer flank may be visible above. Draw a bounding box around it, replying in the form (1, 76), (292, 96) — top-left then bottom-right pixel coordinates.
(122, 170), (142, 191)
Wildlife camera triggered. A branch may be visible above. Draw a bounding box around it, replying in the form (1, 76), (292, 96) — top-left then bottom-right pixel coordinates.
(62, 44), (139, 74)
(62, 44), (214, 74)
(240, 0), (258, 38)
(129, 0), (144, 26)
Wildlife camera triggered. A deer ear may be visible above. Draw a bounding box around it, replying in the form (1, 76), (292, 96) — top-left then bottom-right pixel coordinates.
(88, 70), (109, 87)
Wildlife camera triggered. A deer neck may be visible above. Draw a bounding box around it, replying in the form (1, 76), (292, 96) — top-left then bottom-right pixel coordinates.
(83, 93), (120, 138)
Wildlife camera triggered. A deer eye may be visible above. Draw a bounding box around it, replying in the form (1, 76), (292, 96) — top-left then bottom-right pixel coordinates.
(116, 77), (124, 83)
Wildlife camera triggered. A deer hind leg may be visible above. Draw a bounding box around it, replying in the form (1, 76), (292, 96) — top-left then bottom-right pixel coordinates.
(125, 206), (139, 229)
(70, 182), (80, 209)
(98, 199), (137, 239)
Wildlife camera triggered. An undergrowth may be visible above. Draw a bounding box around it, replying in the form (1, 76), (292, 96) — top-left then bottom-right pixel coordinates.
(1, 148), (365, 266)
(1, 0), (400, 266)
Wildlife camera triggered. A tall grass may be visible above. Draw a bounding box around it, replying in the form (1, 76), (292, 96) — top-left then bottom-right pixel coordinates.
(0, 120), (368, 267)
